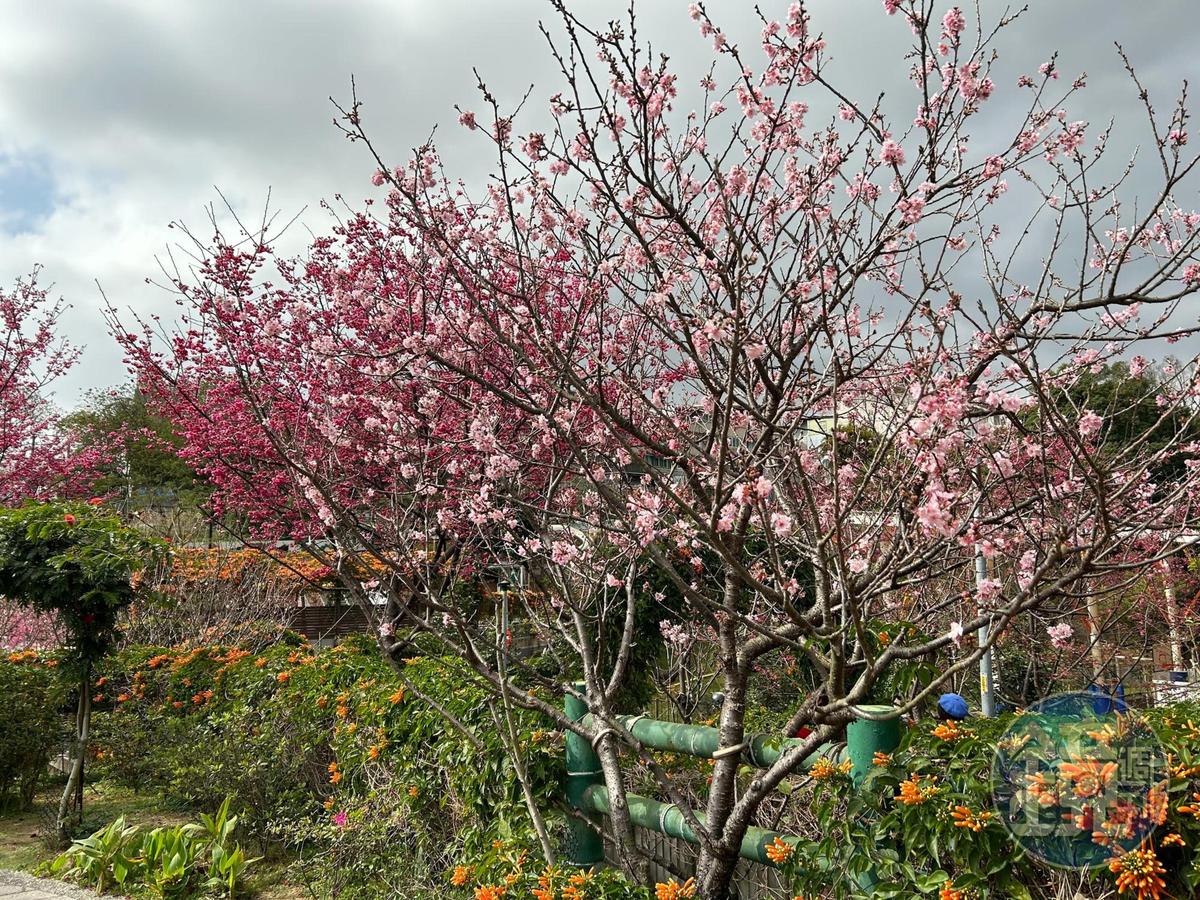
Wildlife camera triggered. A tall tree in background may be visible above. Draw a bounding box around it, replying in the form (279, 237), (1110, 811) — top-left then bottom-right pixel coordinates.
(1045, 361), (1200, 677)
(0, 271), (104, 650)
(121, 1), (1200, 895)
(1054, 361), (1200, 485)
(63, 384), (206, 512)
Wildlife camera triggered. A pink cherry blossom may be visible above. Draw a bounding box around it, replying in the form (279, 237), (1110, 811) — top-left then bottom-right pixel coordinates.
(0, 603), (62, 650)
(947, 622), (965, 648)
(880, 139), (906, 167)
(0, 272), (103, 504)
(522, 132), (546, 160)
(1078, 411), (1103, 438)
(941, 8), (965, 44)
(724, 165), (750, 196)
(1017, 550), (1038, 591)
(1046, 623), (1073, 649)
(770, 512), (793, 538)
(897, 195), (925, 224)
(113, 10), (1200, 896)
(975, 578), (1002, 608)
(660, 620), (693, 648)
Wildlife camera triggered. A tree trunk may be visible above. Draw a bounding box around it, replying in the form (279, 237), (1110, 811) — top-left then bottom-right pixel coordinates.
(694, 668), (748, 900)
(596, 729), (647, 884)
(488, 697), (557, 866)
(695, 846), (740, 900)
(57, 661), (92, 842)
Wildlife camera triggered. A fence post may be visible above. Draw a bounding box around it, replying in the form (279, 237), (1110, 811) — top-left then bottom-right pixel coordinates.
(845, 703), (901, 785)
(565, 684), (605, 866)
(846, 705), (901, 892)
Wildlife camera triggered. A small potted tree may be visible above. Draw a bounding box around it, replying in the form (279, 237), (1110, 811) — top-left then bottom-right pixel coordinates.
(0, 500), (164, 840)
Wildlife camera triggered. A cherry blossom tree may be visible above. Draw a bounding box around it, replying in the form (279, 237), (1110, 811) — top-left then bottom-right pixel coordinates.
(0, 270), (98, 503)
(0, 601), (63, 650)
(121, 1), (1200, 895)
(115, 201), (586, 858)
(114, 199), (575, 609)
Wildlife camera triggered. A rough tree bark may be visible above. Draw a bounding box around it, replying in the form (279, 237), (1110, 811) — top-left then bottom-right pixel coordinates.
(57, 661), (91, 842)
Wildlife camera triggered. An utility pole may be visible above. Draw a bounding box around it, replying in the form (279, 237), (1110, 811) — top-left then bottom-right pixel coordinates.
(1162, 558), (1187, 674)
(496, 577), (510, 665)
(976, 542), (995, 717)
(973, 454), (997, 717)
(1085, 592), (1106, 680)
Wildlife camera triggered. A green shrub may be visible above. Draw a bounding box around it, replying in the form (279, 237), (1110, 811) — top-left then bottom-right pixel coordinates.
(90, 635), (563, 897)
(447, 839), (650, 900)
(0, 651), (69, 810)
(49, 815), (143, 894)
(770, 706), (1200, 899)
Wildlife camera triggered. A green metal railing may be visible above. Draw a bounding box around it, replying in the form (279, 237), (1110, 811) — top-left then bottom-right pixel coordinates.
(564, 691), (900, 871)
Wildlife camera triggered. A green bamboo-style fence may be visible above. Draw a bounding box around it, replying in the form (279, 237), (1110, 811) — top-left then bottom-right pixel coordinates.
(564, 690), (900, 871)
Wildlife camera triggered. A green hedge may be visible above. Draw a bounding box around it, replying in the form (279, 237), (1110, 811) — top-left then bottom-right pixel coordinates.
(86, 635), (561, 897)
(21, 638), (1200, 899)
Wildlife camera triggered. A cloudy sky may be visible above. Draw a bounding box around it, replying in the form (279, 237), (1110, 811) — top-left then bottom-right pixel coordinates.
(1, 0), (1195, 406)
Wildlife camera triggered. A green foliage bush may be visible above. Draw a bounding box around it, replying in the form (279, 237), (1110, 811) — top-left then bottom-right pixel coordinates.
(0, 501), (166, 839)
(447, 841), (650, 900)
(0, 501), (164, 665)
(0, 651), (69, 810)
(775, 707), (1200, 899)
(90, 635), (563, 897)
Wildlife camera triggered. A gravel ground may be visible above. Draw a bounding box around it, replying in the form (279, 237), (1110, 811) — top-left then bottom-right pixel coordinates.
(0, 870), (110, 900)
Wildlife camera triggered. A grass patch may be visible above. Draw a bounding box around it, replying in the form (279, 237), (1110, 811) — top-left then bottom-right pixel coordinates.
(0, 803), (44, 871)
(241, 860), (307, 900)
(0, 779), (188, 872)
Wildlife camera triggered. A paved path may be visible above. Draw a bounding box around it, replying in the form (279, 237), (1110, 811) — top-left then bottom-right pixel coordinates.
(0, 871), (100, 900)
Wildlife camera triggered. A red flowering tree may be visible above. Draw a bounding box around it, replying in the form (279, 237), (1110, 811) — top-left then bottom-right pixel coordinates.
(121, 1), (1200, 895)
(116, 203), (584, 857)
(0, 270), (99, 504)
(115, 199), (581, 586)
